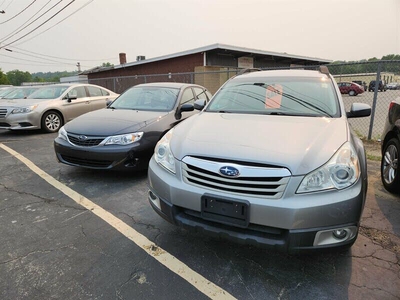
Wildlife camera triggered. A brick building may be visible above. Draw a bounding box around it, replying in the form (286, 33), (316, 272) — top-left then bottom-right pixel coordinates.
(85, 43), (331, 94)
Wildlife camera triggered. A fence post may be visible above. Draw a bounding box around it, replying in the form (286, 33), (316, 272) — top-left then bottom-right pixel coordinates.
(368, 61), (382, 140)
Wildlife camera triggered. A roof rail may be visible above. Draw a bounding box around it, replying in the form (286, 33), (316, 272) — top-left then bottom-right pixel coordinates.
(318, 65), (330, 75)
(237, 68), (262, 76)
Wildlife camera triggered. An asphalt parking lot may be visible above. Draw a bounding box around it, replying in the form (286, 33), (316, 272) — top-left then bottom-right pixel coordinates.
(0, 130), (399, 300)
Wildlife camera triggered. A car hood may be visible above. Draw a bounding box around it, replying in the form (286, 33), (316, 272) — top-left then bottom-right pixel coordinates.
(0, 98), (50, 106)
(64, 108), (169, 135)
(171, 113), (349, 176)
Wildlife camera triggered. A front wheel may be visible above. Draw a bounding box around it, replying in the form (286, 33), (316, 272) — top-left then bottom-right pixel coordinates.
(41, 111), (63, 133)
(381, 138), (400, 193)
(349, 90), (356, 96)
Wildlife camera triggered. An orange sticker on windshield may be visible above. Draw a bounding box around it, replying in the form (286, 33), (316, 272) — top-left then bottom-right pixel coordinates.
(265, 84), (283, 109)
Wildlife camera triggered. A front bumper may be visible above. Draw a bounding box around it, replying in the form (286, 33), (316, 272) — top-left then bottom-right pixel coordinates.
(0, 110), (41, 130)
(147, 157), (366, 252)
(54, 137), (154, 170)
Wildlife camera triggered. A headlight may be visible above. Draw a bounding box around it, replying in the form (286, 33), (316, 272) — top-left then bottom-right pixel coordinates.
(154, 128), (175, 174)
(104, 132), (143, 145)
(297, 142), (360, 193)
(58, 126), (68, 141)
(11, 105), (38, 114)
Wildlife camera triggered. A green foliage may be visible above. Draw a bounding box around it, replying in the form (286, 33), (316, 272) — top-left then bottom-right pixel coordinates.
(101, 62), (113, 67)
(31, 71), (78, 83)
(0, 68), (10, 84)
(6, 70), (32, 86)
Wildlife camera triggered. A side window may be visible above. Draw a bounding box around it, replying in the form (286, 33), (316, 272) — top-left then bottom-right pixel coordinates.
(100, 88), (110, 96)
(68, 87), (87, 98)
(193, 87), (208, 101)
(87, 86), (103, 97)
(180, 88), (195, 105)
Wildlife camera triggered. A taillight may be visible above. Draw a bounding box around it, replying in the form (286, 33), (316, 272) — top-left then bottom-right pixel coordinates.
(388, 101), (396, 111)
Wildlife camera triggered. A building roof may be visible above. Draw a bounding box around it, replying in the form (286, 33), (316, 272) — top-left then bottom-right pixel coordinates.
(83, 43), (332, 74)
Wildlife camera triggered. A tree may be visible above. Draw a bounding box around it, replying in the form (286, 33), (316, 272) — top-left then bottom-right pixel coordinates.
(6, 70), (32, 86)
(102, 62), (113, 67)
(0, 68), (10, 85)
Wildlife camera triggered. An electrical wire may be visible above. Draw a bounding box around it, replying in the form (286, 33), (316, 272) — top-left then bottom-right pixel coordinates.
(13, 0), (95, 47)
(0, 0), (76, 49)
(0, 0), (36, 25)
(0, 0), (56, 42)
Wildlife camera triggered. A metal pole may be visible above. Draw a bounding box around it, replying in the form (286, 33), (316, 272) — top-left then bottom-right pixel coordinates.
(368, 61), (381, 140)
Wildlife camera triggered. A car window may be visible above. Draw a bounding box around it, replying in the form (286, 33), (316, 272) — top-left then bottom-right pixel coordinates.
(110, 87), (179, 111)
(68, 86), (87, 98)
(100, 88), (110, 96)
(180, 88), (195, 105)
(87, 86), (103, 97)
(193, 87), (209, 101)
(207, 77), (339, 117)
(28, 86), (69, 99)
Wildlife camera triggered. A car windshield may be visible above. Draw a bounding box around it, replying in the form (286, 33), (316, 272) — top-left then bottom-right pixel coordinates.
(2, 87), (40, 99)
(0, 87), (16, 97)
(109, 86), (179, 111)
(206, 76), (339, 117)
(27, 86), (69, 99)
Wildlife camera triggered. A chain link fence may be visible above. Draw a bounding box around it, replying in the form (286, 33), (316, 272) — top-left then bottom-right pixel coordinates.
(88, 60), (400, 141)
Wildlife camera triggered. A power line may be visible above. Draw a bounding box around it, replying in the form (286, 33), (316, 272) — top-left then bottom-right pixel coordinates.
(0, 0), (76, 49)
(9, 45), (116, 62)
(0, 53), (59, 65)
(0, 0), (56, 42)
(0, 0), (36, 25)
(14, 0), (95, 47)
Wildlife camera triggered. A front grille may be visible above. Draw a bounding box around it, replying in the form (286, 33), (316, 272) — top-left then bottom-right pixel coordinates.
(0, 108), (8, 118)
(60, 154), (112, 168)
(182, 156), (291, 199)
(67, 134), (105, 147)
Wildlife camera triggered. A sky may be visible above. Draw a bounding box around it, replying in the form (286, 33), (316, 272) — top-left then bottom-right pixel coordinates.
(0, 0), (399, 74)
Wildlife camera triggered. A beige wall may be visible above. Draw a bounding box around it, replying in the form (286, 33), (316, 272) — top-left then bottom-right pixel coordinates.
(194, 66), (238, 94)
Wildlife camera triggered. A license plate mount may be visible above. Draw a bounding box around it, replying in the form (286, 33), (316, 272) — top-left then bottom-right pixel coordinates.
(201, 194), (250, 228)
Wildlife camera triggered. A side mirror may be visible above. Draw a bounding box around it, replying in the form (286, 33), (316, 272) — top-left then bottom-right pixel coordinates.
(346, 103), (371, 118)
(175, 103), (194, 119)
(194, 99), (206, 110)
(64, 94), (77, 102)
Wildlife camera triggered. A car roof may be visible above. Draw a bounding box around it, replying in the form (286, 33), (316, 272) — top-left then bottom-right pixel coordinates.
(234, 69), (330, 80)
(135, 82), (204, 89)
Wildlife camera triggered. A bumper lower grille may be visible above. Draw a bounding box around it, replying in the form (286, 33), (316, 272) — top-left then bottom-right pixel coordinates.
(60, 154), (112, 168)
(182, 156), (291, 199)
(0, 108), (8, 118)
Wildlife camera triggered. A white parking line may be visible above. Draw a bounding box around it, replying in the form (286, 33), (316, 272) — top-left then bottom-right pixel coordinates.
(0, 143), (236, 300)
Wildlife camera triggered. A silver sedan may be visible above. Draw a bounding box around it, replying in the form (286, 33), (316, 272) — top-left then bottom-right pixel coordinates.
(0, 84), (118, 133)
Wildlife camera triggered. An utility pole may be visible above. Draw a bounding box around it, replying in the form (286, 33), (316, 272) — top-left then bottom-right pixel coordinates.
(76, 62), (81, 72)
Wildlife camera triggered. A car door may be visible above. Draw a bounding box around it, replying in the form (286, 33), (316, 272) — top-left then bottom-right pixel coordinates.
(62, 86), (92, 122)
(86, 86), (111, 111)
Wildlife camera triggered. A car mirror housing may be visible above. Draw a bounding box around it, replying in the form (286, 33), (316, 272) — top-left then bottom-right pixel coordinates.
(180, 103), (195, 112)
(194, 99), (206, 110)
(346, 103), (371, 118)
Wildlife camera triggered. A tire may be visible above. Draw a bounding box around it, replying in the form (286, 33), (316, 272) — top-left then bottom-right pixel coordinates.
(348, 90), (356, 96)
(381, 138), (400, 194)
(41, 111), (63, 133)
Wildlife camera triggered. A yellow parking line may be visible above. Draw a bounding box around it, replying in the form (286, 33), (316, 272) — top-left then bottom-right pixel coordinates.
(0, 143), (236, 300)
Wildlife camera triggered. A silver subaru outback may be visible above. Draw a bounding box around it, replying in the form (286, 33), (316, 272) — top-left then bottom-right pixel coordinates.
(147, 67), (371, 253)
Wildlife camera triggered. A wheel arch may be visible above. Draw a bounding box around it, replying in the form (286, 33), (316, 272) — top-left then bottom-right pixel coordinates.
(40, 109), (65, 129)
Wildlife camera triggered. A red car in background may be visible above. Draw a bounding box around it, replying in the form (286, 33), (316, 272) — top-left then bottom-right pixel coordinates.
(337, 81), (364, 96)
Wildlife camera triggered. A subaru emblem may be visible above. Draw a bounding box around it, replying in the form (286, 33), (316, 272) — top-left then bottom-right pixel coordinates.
(78, 135), (88, 141)
(219, 166), (240, 177)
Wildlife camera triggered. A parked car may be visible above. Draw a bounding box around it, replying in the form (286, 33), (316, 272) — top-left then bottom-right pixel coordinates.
(0, 86), (16, 99)
(386, 82), (400, 90)
(380, 99), (400, 194)
(338, 81), (364, 96)
(0, 84), (118, 133)
(54, 82), (212, 170)
(368, 80), (387, 92)
(0, 86), (43, 100)
(147, 68), (372, 253)
(352, 80), (367, 91)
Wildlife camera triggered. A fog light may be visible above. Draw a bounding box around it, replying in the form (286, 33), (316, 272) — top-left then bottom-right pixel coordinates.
(333, 229), (347, 239)
(148, 190), (161, 210)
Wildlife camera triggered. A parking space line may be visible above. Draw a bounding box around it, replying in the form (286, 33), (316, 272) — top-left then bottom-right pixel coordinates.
(0, 143), (235, 300)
